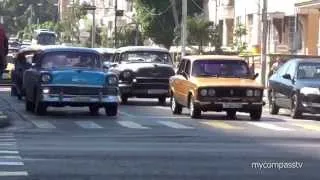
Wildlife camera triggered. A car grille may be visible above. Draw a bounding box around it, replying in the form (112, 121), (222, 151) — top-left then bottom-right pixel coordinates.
(135, 78), (169, 84)
(136, 67), (174, 78)
(214, 87), (247, 97)
(48, 86), (117, 95)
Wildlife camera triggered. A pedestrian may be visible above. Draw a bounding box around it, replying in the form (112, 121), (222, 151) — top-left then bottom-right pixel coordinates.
(0, 24), (8, 76)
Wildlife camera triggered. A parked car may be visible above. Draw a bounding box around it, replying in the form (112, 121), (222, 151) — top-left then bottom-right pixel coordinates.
(169, 55), (264, 120)
(23, 46), (119, 116)
(11, 46), (40, 99)
(93, 48), (115, 64)
(268, 58), (320, 118)
(108, 46), (175, 104)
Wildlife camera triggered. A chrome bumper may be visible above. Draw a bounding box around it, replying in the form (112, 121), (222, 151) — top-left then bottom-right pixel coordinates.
(42, 94), (119, 103)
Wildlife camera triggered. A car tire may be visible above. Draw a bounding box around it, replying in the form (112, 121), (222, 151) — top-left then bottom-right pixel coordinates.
(105, 104), (118, 116)
(34, 92), (47, 116)
(121, 95), (128, 104)
(158, 96), (166, 105)
(189, 96), (201, 118)
(170, 95), (182, 115)
(89, 105), (100, 116)
(269, 90), (279, 115)
(250, 107), (262, 121)
(291, 93), (302, 119)
(226, 110), (237, 119)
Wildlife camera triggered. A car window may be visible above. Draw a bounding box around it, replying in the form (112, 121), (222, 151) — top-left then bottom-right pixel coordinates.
(41, 52), (101, 69)
(297, 62), (320, 79)
(120, 51), (173, 65)
(192, 60), (250, 78)
(276, 62), (290, 77)
(184, 60), (191, 75)
(286, 62), (296, 78)
(177, 59), (186, 74)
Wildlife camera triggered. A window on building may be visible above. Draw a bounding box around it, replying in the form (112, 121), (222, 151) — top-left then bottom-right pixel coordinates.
(126, 0), (133, 12)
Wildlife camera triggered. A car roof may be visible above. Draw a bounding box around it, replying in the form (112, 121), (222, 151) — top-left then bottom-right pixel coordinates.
(39, 46), (100, 54)
(93, 48), (116, 54)
(292, 58), (320, 64)
(115, 46), (169, 53)
(183, 55), (245, 62)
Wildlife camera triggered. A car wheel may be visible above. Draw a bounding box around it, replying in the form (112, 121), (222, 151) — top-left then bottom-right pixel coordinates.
(269, 90), (279, 115)
(158, 96), (166, 105)
(291, 94), (302, 119)
(170, 95), (182, 115)
(89, 105), (100, 116)
(34, 92), (47, 115)
(189, 96), (201, 118)
(250, 107), (262, 121)
(25, 98), (34, 112)
(226, 110), (237, 119)
(121, 95), (128, 104)
(105, 104), (118, 116)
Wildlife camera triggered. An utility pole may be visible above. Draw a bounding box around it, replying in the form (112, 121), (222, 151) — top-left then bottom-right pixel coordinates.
(91, 0), (96, 48)
(260, 0), (268, 86)
(114, 0), (118, 48)
(181, 0), (187, 57)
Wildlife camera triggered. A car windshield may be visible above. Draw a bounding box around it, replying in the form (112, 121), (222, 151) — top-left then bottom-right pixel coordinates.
(102, 53), (114, 62)
(120, 51), (172, 64)
(37, 33), (56, 45)
(41, 52), (101, 69)
(192, 60), (250, 78)
(297, 62), (320, 79)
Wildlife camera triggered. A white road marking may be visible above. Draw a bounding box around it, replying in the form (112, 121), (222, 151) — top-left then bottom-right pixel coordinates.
(0, 151), (19, 154)
(117, 121), (149, 129)
(0, 87), (11, 92)
(0, 171), (28, 176)
(0, 156), (21, 159)
(0, 162), (24, 166)
(158, 121), (194, 129)
(119, 111), (136, 118)
(153, 106), (170, 110)
(75, 121), (103, 129)
(0, 139), (16, 142)
(0, 143), (16, 146)
(248, 122), (293, 131)
(31, 120), (56, 129)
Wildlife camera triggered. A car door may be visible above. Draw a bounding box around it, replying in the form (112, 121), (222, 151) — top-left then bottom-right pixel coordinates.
(273, 62), (291, 108)
(179, 60), (192, 106)
(281, 62), (297, 108)
(172, 59), (186, 104)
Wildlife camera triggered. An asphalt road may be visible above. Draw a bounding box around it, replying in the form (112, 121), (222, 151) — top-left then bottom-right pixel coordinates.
(0, 88), (320, 180)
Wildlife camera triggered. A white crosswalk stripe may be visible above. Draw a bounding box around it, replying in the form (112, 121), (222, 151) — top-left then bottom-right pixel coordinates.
(158, 121), (194, 129)
(0, 133), (28, 177)
(117, 121), (150, 129)
(75, 121), (103, 129)
(247, 122), (293, 131)
(31, 120), (56, 129)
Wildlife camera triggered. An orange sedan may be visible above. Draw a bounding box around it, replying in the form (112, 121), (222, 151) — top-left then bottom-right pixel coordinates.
(169, 55), (265, 120)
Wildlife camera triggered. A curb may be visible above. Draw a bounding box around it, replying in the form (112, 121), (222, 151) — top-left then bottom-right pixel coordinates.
(0, 111), (10, 128)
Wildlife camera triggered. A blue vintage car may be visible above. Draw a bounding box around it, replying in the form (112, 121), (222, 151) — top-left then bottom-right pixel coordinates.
(23, 46), (119, 116)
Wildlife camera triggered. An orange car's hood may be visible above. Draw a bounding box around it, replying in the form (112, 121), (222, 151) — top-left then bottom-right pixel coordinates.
(190, 77), (264, 89)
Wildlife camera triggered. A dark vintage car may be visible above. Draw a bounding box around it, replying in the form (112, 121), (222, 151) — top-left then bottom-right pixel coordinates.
(23, 46), (119, 116)
(170, 55), (264, 120)
(11, 46), (41, 99)
(93, 48), (115, 63)
(269, 58), (320, 118)
(108, 46), (175, 104)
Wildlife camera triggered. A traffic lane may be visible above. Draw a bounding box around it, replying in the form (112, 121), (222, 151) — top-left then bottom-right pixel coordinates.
(15, 132), (320, 180)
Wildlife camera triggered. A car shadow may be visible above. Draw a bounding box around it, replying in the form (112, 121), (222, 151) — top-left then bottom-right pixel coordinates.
(121, 99), (169, 107)
(278, 112), (320, 121)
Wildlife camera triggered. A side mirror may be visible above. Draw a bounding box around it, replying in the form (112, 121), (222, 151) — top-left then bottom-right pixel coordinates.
(253, 73), (259, 80)
(182, 72), (188, 79)
(31, 63), (36, 68)
(282, 74), (291, 80)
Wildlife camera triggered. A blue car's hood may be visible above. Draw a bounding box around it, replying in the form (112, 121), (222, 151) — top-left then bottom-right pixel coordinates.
(49, 68), (105, 86)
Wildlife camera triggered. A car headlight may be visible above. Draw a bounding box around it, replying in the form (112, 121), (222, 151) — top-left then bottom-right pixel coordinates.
(208, 89), (216, 96)
(254, 89), (262, 97)
(122, 71), (132, 79)
(41, 74), (52, 83)
(200, 89), (208, 96)
(246, 89), (253, 97)
(300, 87), (320, 95)
(107, 75), (118, 85)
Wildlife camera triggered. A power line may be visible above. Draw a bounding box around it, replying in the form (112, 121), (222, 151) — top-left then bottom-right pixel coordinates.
(140, 3), (173, 16)
(191, 0), (205, 12)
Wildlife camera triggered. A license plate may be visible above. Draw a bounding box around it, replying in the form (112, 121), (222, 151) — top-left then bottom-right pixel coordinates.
(222, 103), (242, 109)
(147, 89), (168, 94)
(73, 97), (90, 102)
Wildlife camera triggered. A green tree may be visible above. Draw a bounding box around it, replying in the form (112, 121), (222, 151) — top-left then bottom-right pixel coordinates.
(135, 0), (203, 48)
(233, 24), (248, 52)
(118, 25), (144, 47)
